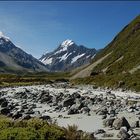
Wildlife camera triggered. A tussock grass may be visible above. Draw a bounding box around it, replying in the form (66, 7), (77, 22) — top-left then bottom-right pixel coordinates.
(0, 116), (94, 140)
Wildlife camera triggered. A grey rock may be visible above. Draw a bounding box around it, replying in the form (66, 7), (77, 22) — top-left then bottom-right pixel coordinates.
(89, 132), (95, 139)
(63, 98), (75, 107)
(118, 81), (125, 88)
(103, 118), (115, 127)
(7, 104), (16, 110)
(110, 109), (116, 115)
(0, 98), (7, 105)
(21, 104), (28, 110)
(1, 101), (8, 108)
(25, 109), (34, 115)
(113, 117), (130, 130)
(22, 114), (32, 120)
(72, 92), (81, 98)
(94, 129), (105, 135)
(130, 136), (140, 140)
(96, 107), (108, 115)
(117, 127), (130, 140)
(95, 97), (103, 103)
(40, 95), (53, 103)
(102, 133), (114, 138)
(81, 106), (90, 114)
(1, 107), (10, 115)
(40, 115), (51, 121)
(102, 114), (107, 120)
(67, 108), (79, 115)
(58, 115), (63, 118)
(12, 111), (22, 119)
(131, 121), (139, 128)
(106, 91), (111, 94)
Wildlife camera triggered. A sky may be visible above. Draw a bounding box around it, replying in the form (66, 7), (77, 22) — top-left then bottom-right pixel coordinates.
(0, 1), (140, 58)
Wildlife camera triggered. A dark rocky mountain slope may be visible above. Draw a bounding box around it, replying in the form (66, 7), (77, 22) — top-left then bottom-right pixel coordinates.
(0, 32), (47, 73)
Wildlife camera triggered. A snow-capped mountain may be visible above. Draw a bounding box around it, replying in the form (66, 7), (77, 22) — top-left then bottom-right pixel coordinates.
(0, 32), (47, 73)
(40, 39), (97, 71)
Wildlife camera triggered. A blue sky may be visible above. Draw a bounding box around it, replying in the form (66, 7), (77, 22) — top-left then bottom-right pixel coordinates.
(0, 1), (140, 58)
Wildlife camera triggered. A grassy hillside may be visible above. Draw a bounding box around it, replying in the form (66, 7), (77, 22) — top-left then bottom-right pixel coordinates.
(72, 15), (140, 92)
(92, 15), (140, 73)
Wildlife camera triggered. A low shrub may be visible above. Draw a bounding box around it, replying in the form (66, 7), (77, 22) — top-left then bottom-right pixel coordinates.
(0, 117), (65, 140)
(0, 116), (95, 140)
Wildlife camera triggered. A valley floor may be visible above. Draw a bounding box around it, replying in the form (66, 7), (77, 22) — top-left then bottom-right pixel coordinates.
(0, 83), (140, 139)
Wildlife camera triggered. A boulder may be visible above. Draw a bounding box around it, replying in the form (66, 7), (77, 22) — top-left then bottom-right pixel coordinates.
(0, 98), (7, 105)
(40, 115), (51, 121)
(52, 95), (61, 104)
(115, 108), (121, 114)
(22, 114), (32, 120)
(21, 104), (28, 110)
(14, 102), (20, 107)
(40, 90), (50, 97)
(103, 118), (115, 127)
(90, 98), (95, 104)
(130, 136), (140, 140)
(113, 117), (130, 130)
(89, 132), (95, 139)
(128, 106), (135, 112)
(117, 127), (130, 140)
(102, 133), (114, 138)
(95, 97), (103, 103)
(21, 94), (28, 99)
(131, 121), (139, 128)
(73, 101), (84, 110)
(40, 95), (53, 103)
(25, 109), (34, 114)
(94, 129), (105, 135)
(118, 81), (125, 88)
(62, 98), (75, 107)
(14, 92), (27, 99)
(96, 107), (108, 115)
(58, 115), (63, 118)
(1, 107), (10, 115)
(110, 109), (116, 115)
(67, 108), (79, 115)
(81, 106), (90, 114)
(12, 112), (22, 119)
(83, 99), (92, 107)
(72, 92), (81, 98)
(102, 114), (107, 120)
(1, 101), (8, 108)
(106, 91), (111, 94)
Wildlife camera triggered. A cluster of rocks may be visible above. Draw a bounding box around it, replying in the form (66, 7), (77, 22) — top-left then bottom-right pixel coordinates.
(0, 87), (93, 119)
(0, 84), (140, 139)
(100, 116), (140, 140)
(92, 91), (140, 139)
(0, 88), (51, 121)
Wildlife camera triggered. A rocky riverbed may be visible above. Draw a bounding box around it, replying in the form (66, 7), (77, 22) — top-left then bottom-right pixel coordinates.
(0, 83), (140, 139)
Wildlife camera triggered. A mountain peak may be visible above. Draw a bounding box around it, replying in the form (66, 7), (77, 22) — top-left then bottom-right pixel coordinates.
(61, 39), (75, 48)
(0, 31), (10, 42)
(40, 39), (97, 72)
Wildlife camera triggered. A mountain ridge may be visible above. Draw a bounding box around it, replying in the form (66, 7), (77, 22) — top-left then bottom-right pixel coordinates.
(0, 32), (48, 73)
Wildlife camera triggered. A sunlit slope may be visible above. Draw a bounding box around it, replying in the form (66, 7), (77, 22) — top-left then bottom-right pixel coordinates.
(72, 15), (140, 91)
